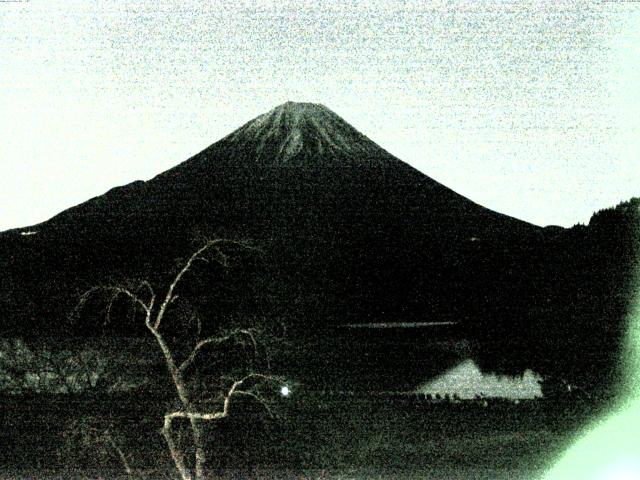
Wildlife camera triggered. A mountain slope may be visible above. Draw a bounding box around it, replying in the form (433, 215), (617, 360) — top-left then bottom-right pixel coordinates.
(1, 102), (541, 330)
(1, 102), (633, 391)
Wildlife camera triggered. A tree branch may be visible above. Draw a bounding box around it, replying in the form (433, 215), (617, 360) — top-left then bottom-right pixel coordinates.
(162, 415), (192, 480)
(77, 285), (151, 315)
(155, 239), (233, 330)
(178, 328), (260, 373)
(103, 429), (134, 478)
(164, 373), (282, 429)
(137, 280), (155, 299)
(230, 390), (276, 418)
(73, 285), (155, 332)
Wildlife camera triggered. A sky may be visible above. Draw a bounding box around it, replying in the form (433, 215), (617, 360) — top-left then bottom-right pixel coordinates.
(1, 0), (639, 231)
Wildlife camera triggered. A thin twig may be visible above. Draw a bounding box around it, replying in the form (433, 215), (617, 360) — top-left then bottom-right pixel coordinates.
(104, 429), (134, 478)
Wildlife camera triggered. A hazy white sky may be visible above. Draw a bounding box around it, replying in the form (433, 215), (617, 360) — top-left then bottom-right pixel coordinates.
(1, 0), (639, 230)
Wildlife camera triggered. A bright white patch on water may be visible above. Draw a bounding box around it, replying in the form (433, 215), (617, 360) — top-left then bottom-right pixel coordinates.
(20, 230), (37, 236)
(418, 358), (543, 400)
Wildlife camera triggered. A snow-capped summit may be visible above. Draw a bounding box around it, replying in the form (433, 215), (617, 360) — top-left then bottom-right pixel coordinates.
(221, 102), (385, 163)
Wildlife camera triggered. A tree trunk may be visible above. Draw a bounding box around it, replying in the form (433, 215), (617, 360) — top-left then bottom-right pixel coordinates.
(150, 324), (209, 480)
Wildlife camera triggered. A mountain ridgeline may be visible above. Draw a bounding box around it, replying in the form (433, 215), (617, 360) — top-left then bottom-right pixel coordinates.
(1, 102), (637, 390)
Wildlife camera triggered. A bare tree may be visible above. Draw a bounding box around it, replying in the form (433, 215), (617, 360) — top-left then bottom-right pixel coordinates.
(75, 239), (284, 480)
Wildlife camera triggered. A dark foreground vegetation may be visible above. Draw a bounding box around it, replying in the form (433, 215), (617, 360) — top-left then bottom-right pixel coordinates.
(1, 388), (602, 480)
(1, 328), (606, 480)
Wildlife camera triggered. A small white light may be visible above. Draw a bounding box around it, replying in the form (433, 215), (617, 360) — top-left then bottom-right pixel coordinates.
(280, 386), (290, 397)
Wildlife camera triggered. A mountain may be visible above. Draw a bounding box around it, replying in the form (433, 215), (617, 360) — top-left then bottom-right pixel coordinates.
(221, 101), (384, 162)
(0, 102), (636, 391)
